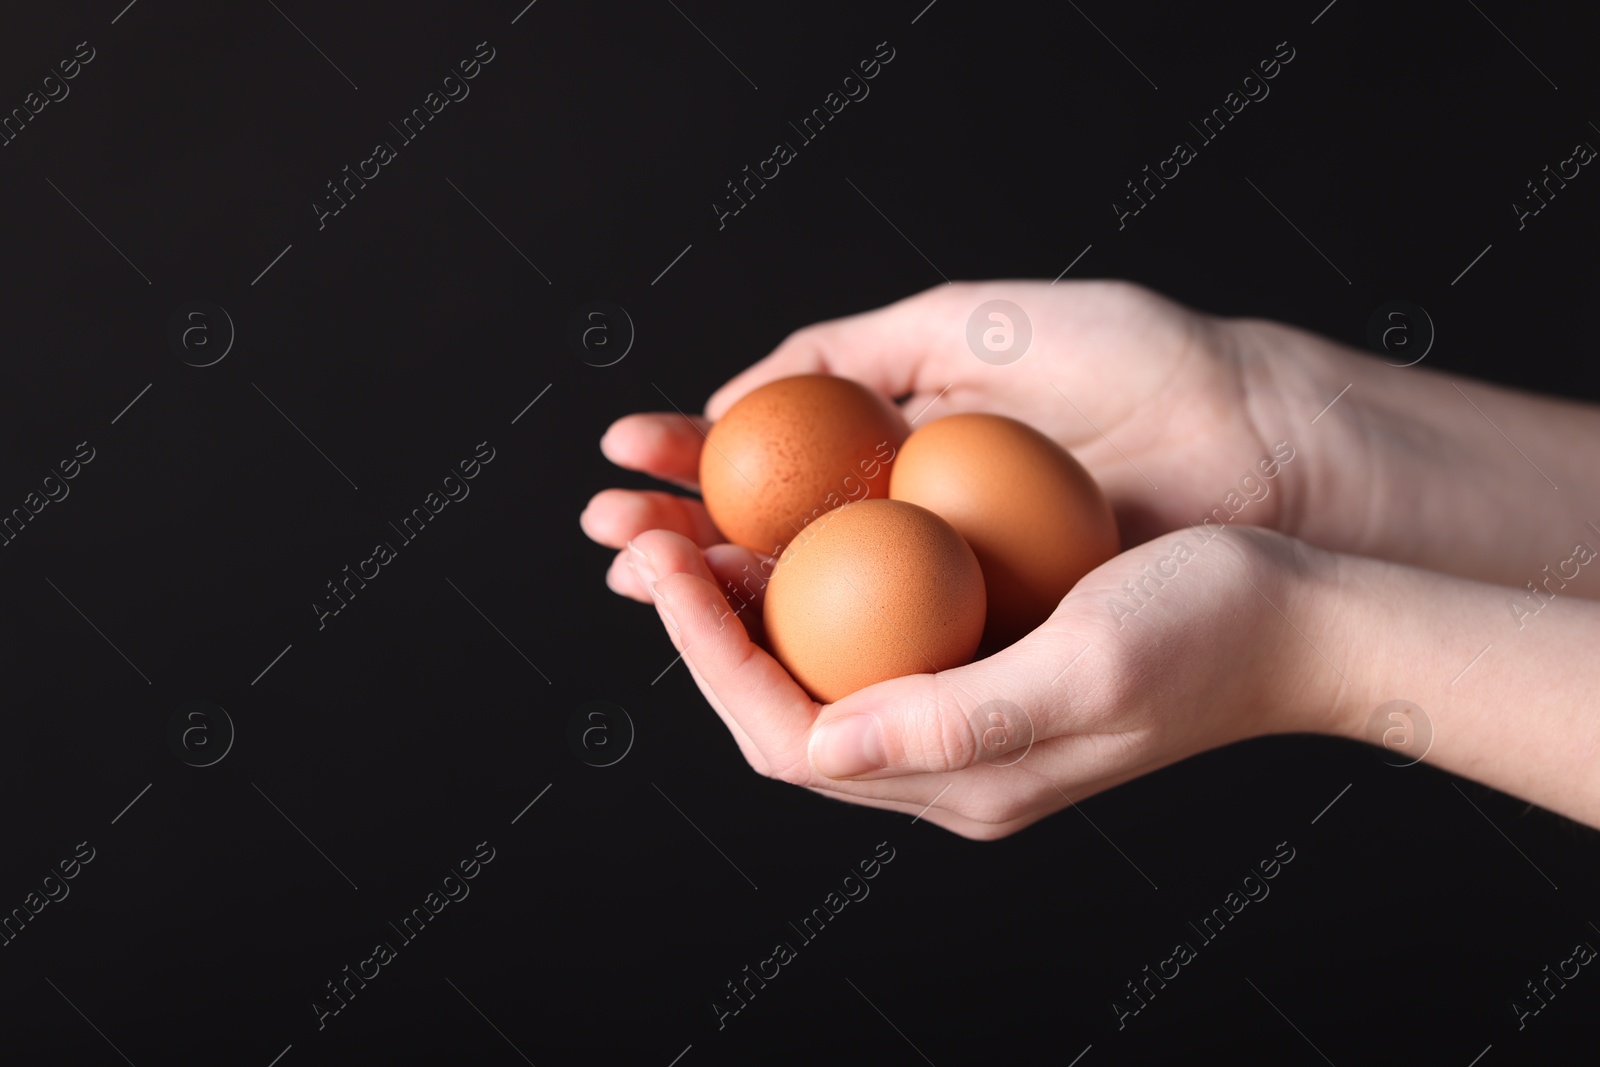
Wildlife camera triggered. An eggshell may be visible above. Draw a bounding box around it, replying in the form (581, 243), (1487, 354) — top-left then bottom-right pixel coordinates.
(699, 375), (909, 556)
(763, 498), (986, 704)
(888, 413), (1118, 648)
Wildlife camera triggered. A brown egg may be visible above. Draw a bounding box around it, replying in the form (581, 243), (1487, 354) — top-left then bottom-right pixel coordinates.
(763, 499), (986, 703)
(888, 413), (1118, 648)
(699, 375), (909, 556)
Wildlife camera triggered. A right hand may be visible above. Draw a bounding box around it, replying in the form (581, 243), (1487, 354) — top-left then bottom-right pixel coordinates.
(584, 279), (1329, 603)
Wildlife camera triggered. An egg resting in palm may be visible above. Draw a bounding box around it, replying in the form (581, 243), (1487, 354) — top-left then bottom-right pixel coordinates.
(762, 499), (986, 704)
(698, 375), (909, 557)
(888, 413), (1119, 649)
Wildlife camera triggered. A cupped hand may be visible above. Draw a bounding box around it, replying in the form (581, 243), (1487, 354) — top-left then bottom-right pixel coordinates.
(583, 279), (1316, 603)
(620, 521), (1341, 839)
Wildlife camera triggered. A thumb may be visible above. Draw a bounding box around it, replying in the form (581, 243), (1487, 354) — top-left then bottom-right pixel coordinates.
(804, 647), (1060, 780)
(704, 283), (977, 420)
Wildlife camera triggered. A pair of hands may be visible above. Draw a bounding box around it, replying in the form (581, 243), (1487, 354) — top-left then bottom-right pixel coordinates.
(583, 281), (1375, 838)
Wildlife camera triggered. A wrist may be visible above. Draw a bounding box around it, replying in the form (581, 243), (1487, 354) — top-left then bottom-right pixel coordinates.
(1205, 528), (1359, 741)
(1248, 530), (1367, 741)
(1226, 317), (1377, 553)
(1229, 315), (1600, 589)
(1298, 547), (1378, 744)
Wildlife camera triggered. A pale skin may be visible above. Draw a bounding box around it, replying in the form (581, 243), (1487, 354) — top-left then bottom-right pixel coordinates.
(581, 281), (1600, 838)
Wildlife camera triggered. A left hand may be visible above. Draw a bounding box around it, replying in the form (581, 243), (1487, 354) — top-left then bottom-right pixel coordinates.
(620, 522), (1344, 839)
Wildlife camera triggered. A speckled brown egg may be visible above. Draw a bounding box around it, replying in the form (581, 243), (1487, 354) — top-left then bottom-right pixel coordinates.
(888, 413), (1118, 649)
(699, 375), (909, 556)
(762, 499), (986, 703)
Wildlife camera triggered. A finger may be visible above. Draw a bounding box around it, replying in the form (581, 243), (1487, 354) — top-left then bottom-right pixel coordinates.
(605, 551), (648, 601)
(702, 543), (775, 646)
(632, 529), (818, 772)
(705, 286), (974, 420)
(581, 488), (721, 550)
(599, 412), (711, 489)
(604, 539), (773, 615)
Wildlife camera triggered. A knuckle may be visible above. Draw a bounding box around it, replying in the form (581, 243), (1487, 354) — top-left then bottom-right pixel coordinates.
(740, 747), (777, 780)
(1091, 277), (1148, 301)
(961, 796), (1022, 829)
(953, 820), (1018, 843)
(776, 321), (830, 359)
(898, 694), (981, 774)
(760, 746), (815, 787)
(774, 324), (810, 351)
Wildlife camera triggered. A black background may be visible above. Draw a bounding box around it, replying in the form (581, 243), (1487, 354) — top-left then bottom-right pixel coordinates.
(1, 0), (1596, 1063)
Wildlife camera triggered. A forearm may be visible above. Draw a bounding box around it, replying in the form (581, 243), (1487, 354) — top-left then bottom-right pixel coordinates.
(1300, 549), (1600, 827)
(1235, 317), (1600, 590)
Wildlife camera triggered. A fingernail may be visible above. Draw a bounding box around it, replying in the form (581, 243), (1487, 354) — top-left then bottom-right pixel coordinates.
(649, 580), (679, 632)
(809, 715), (886, 779)
(628, 540), (658, 585)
